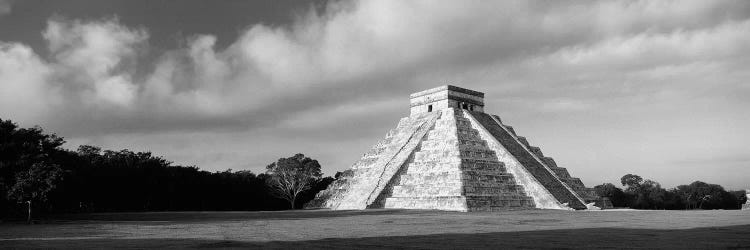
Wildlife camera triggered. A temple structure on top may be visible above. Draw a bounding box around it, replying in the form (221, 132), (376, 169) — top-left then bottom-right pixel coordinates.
(307, 85), (609, 211)
(409, 85), (485, 115)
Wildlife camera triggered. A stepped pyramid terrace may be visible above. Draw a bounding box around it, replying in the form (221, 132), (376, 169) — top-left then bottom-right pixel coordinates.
(307, 85), (608, 211)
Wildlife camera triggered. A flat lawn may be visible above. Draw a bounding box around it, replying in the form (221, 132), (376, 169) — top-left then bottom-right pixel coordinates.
(1, 209), (749, 249)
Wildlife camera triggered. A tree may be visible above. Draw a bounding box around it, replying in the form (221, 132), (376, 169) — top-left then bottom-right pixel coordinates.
(265, 153), (322, 209)
(675, 181), (737, 210)
(730, 190), (747, 209)
(7, 162), (64, 223)
(620, 174), (643, 192)
(1, 119), (66, 219)
(0, 118), (341, 215)
(639, 180), (666, 209)
(594, 183), (627, 207)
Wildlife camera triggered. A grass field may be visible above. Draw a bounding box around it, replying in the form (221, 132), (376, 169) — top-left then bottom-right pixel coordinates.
(1, 209), (749, 249)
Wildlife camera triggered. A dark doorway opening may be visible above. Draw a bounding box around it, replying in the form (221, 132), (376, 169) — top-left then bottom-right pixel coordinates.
(428, 105), (433, 112)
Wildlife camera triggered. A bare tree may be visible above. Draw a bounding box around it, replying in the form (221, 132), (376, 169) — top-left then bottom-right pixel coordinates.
(265, 154), (322, 209)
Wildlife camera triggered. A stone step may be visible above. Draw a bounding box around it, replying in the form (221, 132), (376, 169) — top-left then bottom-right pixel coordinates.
(436, 119), (460, 126)
(406, 167), (509, 176)
(405, 163), (507, 174)
(542, 157), (558, 168)
(456, 133), (483, 141)
(384, 196), (535, 211)
(408, 157), (463, 165)
(361, 147), (385, 158)
(398, 172), (518, 185)
(457, 147), (497, 156)
(563, 177), (586, 189)
(415, 149), (498, 160)
(456, 128), (480, 137)
(419, 139), (460, 150)
(458, 139), (488, 147)
(491, 115), (503, 124)
(384, 196), (468, 211)
(517, 136), (530, 147)
(407, 158), (506, 168)
(392, 186), (463, 197)
(458, 150), (499, 161)
(455, 119), (471, 128)
(426, 130), (459, 140)
(457, 143), (493, 152)
(425, 127), (479, 137)
(528, 146), (544, 158)
(351, 158), (378, 169)
(392, 183), (528, 197)
(463, 186), (529, 196)
(464, 196), (535, 210)
(413, 151), (462, 162)
(461, 172), (518, 182)
(550, 167), (571, 178)
(503, 125), (517, 136)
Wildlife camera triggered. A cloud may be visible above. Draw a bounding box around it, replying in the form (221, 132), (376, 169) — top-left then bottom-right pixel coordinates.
(43, 18), (147, 108)
(0, 42), (56, 122)
(4, 1), (750, 135)
(1, 1), (750, 188)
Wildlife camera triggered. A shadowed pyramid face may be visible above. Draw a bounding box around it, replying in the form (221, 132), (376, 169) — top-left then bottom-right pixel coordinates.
(307, 86), (606, 211)
(409, 85), (485, 116)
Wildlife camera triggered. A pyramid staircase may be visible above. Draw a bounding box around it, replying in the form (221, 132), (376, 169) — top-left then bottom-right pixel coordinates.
(384, 109), (535, 211)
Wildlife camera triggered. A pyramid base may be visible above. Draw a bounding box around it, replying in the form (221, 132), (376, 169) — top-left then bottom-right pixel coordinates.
(385, 195), (535, 212)
(385, 196), (468, 211)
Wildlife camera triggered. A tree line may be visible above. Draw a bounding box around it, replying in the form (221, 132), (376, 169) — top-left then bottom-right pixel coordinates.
(0, 118), (333, 221)
(2, 118), (747, 221)
(595, 174), (746, 210)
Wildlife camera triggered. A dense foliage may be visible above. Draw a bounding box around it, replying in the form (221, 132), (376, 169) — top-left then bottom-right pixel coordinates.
(0, 119), (334, 219)
(595, 174), (746, 210)
(1, 118), (746, 219)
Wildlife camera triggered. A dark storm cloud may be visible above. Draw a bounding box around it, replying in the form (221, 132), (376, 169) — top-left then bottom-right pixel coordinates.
(1, 0), (750, 189)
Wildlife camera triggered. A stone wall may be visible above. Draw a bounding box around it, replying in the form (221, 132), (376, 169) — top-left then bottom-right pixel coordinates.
(464, 112), (568, 210)
(468, 111), (587, 209)
(306, 112), (439, 210)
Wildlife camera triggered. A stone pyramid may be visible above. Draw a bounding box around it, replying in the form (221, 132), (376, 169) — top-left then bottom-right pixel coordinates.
(307, 85), (607, 211)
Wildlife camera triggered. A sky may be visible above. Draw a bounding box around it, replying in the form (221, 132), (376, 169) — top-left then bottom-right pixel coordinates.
(1, 0), (749, 190)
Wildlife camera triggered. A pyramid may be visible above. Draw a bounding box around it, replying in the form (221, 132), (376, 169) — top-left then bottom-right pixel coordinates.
(307, 85), (607, 211)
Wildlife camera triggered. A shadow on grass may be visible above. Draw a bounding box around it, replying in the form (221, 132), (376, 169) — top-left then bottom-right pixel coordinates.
(5, 224), (750, 249)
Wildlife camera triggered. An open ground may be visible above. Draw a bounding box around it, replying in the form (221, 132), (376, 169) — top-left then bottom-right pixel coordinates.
(1, 209), (749, 249)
